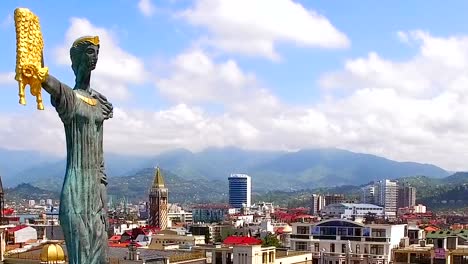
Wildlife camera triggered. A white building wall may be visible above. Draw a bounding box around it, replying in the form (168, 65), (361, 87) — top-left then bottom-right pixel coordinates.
(14, 227), (37, 243)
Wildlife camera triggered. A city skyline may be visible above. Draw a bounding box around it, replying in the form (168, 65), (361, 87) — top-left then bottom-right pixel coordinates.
(3, 1), (468, 171)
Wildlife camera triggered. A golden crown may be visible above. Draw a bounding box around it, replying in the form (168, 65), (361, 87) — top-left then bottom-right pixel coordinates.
(72, 36), (100, 47)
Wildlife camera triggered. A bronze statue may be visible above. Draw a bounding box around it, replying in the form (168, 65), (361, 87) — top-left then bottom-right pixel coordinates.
(14, 8), (112, 264)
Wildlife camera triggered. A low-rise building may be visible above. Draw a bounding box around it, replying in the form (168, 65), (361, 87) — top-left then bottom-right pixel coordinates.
(7, 225), (38, 244)
(192, 204), (236, 223)
(321, 203), (384, 219)
(198, 244), (312, 264)
(392, 229), (468, 264)
(290, 219), (407, 264)
(148, 229), (205, 250)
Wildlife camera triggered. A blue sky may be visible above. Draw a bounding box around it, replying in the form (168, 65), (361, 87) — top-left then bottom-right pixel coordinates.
(2, 0), (468, 170)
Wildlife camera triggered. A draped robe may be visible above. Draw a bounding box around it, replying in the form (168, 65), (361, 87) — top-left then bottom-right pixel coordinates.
(51, 81), (112, 264)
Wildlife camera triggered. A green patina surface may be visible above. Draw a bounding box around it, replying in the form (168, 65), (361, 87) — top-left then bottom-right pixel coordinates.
(43, 38), (113, 264)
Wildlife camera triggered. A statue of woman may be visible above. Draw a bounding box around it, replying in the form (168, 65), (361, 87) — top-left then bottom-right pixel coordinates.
(41, 36), (112, 264)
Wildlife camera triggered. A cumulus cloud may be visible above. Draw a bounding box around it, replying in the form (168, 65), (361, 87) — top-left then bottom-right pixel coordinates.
(317, 31), (468, 170)
(5, 28), (468, 171)
(179, 0), (349, 60)
(54, 18), (147, 101)
(138, 0), (156, 17)
(157, 50), (259, 103)
(0, 109), (65, 156)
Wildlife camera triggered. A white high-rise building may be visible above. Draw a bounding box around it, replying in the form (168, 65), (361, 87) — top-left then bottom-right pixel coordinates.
(310, 194), (325, 215)
(375, 180), (398, 217)
(361, 185), (376, 204)
(228, 174), (251, 209)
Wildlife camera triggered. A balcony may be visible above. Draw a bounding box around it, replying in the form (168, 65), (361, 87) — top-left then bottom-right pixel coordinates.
(311, 235), (337, 240)
(365, 237), (389, 242)
(290, 234), (311, 240)
(340, 236), (362, 241)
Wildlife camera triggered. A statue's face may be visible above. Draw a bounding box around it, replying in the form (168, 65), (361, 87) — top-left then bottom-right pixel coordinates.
(84, 45), (99, 71)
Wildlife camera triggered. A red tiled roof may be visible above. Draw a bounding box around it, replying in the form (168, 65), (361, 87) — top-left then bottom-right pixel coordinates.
(275, 227), (285, 234)
(425, 226), (440, 232)
(294, 214), (314, 219)
(109, 235), (121, 242)
(223, 236), (262, 245)
(122, 230), (133, 236)
(108, 242), (142, 248)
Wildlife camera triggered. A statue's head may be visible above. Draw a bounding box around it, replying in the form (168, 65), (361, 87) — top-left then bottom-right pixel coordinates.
(70, 36), (100, 84)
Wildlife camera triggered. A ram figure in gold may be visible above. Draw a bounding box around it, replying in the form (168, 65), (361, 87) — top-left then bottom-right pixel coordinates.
(14, 7), (48, 110)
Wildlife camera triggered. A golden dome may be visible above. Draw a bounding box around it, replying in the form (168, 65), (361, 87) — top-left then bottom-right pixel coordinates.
(40, 243), (66, 263)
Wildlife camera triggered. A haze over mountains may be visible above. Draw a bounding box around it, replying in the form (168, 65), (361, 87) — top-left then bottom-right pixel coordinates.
(0, 147), (450, 190)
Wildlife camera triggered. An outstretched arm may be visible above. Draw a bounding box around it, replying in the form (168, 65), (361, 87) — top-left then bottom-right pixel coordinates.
(41, 74), (62, 97)
(42, 75), (76, 123)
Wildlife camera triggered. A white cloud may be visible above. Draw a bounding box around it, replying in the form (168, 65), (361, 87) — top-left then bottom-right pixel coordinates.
(156, 49), (256, 103)
(179, 0), (349, 60)
(138, 0), (156, 17)
(316, 31), (468, 170)
(0, 72), (15, 85)
(54, 18), (147, 101)
(6, 30), (468, 172)
(397, 31), (409, 44)
(0, 109), (66, 156)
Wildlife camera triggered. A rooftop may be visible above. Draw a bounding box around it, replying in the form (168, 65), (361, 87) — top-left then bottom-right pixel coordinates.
(426, 229), (468, 239)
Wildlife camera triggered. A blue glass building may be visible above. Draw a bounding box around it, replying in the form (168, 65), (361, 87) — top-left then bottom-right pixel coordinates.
(228, 174), (251, 208)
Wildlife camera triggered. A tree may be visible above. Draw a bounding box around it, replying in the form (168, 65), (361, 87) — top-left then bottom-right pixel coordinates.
(262, 234), (281, 248)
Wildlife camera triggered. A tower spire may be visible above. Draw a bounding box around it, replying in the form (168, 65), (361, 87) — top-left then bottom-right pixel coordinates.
(152, 166), (165, 188)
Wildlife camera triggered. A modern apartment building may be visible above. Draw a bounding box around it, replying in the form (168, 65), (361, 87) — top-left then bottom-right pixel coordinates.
(361, 185), (376, 204)
(375, 180), (398, 217)
(321, 203), (384, 219)
(325, 194), (346, 206)
(310, 194), (326, 215)
(192, 204), (236, 223)
(397, 185), (416, 209)
(228, 174), (252, 208)
(290, 219), (407, 264)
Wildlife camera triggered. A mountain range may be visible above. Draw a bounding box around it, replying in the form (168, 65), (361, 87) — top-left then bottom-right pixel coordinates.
(5, 169), (467, 211)
(0, 147), (450, 190)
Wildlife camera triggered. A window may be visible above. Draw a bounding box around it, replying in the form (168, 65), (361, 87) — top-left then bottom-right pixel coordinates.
(314, 243), (319, 252)
(355, 244), (360, 254)
(297, 226), (310, 234)
(371, 229), (386, 238)
(330, 243), (335, 252)
(355, 228), (361, 236)
(370, 245), (384, 255)
(296, 241), (308, 251)
(269, 252), (274, 263)
(436, 239), (443, 249)
(341, 244), (346, 253)
(320, 227), (337, 236)
(262, 252), (267, 264)
(338, 228), (347, 236)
